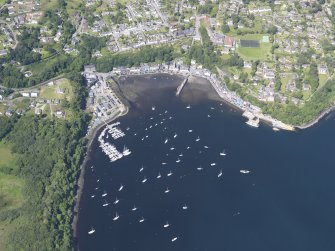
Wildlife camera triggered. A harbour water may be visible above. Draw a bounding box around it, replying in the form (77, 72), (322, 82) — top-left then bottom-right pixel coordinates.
(76, 75), (335, 251)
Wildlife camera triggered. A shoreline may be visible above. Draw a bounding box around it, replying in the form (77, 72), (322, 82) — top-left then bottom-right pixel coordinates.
(71, 72), (332, 245)
(294, 105), (335, 130)
(109, 70), (297, 131)
(71, 105), (129, 241)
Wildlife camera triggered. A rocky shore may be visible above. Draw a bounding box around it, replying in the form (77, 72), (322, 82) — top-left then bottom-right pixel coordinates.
(294, 105), (335, 130)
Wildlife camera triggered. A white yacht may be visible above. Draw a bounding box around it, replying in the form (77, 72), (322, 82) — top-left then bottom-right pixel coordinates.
(167, 171), (173, 177)
(174, 133), (177, 138)
(197, 167), (203, 171)
(220, 151), (227, 156)
(102, 201), (109, 207)
(188, 129), (193, 132)
(196, 137), (200, 142)
(163, 222), (170, 228)
(161, 162), (167, 165)
(170, 147), (175, 150)
(122, 146), (131, 156)
(102, 191), (107, 197)
(157, 172), (162, 179)
(114, 197), (119, 204)
(164, 188), (170, 193)
(182, 204), (188, 210)
(171, 237), (178, 242)
(139, 217), (145, 223)
(139, 166), (144, 172)
(186, 146), (191, 149)
(152, 106), (155, 111)
(88, 228), (95, 235)
(176, 159), (181, 163)
(142, 177), (147, 183)
(91, 195), (95, 198)
(118, 184), (123, 191)
(186, 105), (191, 109)
(240, 169), (250, 174)
(179, 153), (183, 157)
(113, 213), (119, 221)
(218, 169), (223, 177)
(210, 163), (216, 166)
(164, 138), (169, 144)
(204, 145), (209, 149)
(132, 206), (137, 211)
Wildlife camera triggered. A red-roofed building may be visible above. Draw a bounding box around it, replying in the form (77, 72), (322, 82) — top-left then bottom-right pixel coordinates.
(224, 36), (235, 48)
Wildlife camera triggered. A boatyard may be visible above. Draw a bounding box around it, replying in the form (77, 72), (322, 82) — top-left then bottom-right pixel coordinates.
(85, 74), (127, 136)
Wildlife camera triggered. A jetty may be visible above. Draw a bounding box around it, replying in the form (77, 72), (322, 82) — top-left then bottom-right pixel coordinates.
(176, 75), (190, 96)
(243, 111), (259, 128)
(107, 122), (125, 139)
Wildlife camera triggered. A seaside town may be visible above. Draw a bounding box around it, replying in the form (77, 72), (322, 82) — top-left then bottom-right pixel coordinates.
(1, 0), (335, 250)
(82, 61), (294, 130)
(0, 0), (334, 129)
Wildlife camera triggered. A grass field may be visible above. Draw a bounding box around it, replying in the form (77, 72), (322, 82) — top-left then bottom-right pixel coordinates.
(0, 142), (15, 169)
(13, 98), (31, 110)
(0, 0), (6, 7)
(40, 78), (74, 101)
(0, 141), (24, 249)
(40, 0), (59, 11)
(236, 33), (272, 61)
(238, 42), (272, 61)
(0, 104), (6, 115)
(41, 0), (84, 16)
(319, 74), (328, 88)
(0, 172), (23, 212)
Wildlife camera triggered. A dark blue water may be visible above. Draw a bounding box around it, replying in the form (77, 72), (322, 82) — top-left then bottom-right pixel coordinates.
(77, 75), (335, 251)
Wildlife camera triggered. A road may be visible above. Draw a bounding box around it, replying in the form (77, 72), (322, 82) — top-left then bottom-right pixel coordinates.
(151, 0), (167, 25)
(0, 20), (18, 49)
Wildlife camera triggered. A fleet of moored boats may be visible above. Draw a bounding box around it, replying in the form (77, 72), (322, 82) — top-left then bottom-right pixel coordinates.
(88, 104), (252, 243)
(98, 122), (131, 162)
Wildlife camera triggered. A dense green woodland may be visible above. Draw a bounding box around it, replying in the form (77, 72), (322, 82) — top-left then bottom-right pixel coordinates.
(95, 46), (175, 72)
(188, 26), (244, 72)
(0, 74), (90, 250)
